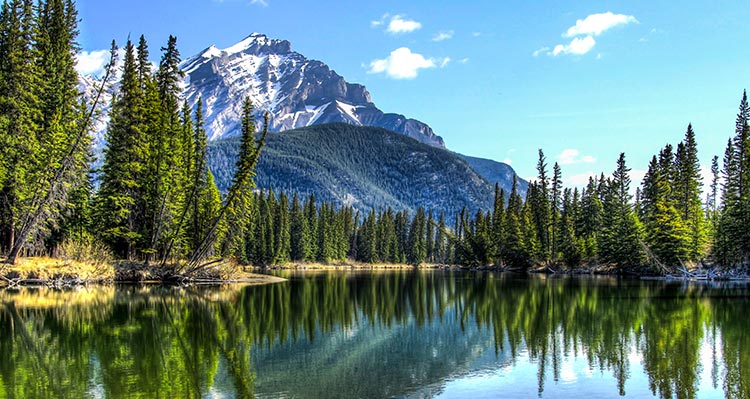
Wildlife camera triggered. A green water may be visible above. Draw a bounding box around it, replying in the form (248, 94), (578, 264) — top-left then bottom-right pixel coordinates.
(0, 271), (748, 398)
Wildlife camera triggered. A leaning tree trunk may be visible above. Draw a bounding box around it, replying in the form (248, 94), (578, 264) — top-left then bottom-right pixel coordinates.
(4, 48), (118, 265)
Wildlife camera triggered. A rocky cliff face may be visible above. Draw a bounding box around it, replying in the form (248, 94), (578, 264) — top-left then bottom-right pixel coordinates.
(180, 33), (444, 147)
(81, 33), (445, 148)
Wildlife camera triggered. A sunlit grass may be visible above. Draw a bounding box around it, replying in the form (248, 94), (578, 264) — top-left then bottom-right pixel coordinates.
(7, 256), (113, 280)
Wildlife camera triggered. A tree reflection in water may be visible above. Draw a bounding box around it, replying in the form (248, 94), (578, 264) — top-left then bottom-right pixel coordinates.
(0, 272), (747, 398)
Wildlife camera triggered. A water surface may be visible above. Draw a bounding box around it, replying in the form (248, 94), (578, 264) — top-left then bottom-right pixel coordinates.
(0, 271), (748, 398)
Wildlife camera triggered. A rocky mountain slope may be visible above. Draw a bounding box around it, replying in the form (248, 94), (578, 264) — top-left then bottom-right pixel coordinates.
(82, 33), (444, 148)
(208, 123), (497, 216)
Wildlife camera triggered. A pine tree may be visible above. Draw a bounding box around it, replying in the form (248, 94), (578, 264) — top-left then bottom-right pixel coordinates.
(599, 153), (645, 268)
(715, 92), (750, 266)
(550, 162), (562, 261)
(674, 124), (706, 260)
(716, 139), (740, 264)
(503, 177), (528, 268)
(407, 207), (427, 266)
(95, 39), (147, 259)
(491, 184), (506, 266)
(0, 0), (43, 257)
(706, 155), (720, 238)
(434, 212), (447, 264)
(558, 188), (581, 267)
(187, 97), (267, 269)
(304, 193), (318, 261)
(358, 209), (377, 263)
(425, 210), (434, 263)
(290, 192), (310, 261)
(577, 177), (602, 260)
(640, 154), (690, 267)
(273, 192), (291, 264)
(530, 150), (551, 261)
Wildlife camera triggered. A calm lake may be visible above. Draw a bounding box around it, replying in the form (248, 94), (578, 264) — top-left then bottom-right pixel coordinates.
(0, 271), (748, 398)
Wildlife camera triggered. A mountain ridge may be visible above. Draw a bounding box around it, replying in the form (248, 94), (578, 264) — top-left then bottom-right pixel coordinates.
(207, 123), (525, 217)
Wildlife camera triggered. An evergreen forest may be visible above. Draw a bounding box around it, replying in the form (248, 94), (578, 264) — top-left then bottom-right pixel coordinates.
(1, 0), (750, 274)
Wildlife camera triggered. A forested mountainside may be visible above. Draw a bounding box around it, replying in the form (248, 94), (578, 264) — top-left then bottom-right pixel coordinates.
(207, 123), (522, 218)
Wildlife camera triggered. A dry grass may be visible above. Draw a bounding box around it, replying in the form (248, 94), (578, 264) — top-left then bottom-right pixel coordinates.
(7, 256), (114, 281)
(1, 256), (284, 286)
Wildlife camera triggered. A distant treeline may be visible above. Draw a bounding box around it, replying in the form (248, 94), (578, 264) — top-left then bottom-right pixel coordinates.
(0, 0), (748, 271)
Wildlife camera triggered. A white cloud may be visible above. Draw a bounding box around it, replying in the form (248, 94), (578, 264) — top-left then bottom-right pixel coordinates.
(564, 12), (638, 37)
(502, 158), (513, 165)
(458, 57), (470, 64)
(386, 15), (422, 34)
(552, 35), (596, 56)
(566, 172), (597, 186)
(537, 11), (637, 58)
(76, 50), (111, 76)
(439, 57), (451, 68)
(532, 46), (550, 57)
(432, 30), (454, 42)
(558, 149), (597, 165)
(472, 32), (482, 37)
(368, 47), (436, 79)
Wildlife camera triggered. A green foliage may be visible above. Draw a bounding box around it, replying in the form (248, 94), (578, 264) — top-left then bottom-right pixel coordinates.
(207, 123), (503, 220)
(0, 1), (742, 274)
(715, 91), (750, 266)
(0, 0), (101, 262)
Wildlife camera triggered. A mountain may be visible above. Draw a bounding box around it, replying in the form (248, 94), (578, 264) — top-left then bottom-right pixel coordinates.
(458, 154), (529, 198)
(207, 123), (504, 216)
(81, 33), (525, 214)
(181, 33), (444, 147)
(82, 33), (444, 148)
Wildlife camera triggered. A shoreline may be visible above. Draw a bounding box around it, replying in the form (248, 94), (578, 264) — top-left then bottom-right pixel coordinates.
(257, 261), (750, 282)
(3, 257), (749, 288)
(0, 257), (287, 288)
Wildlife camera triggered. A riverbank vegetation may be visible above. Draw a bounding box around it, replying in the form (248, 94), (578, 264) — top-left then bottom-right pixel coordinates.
(0, 0), (748, 282)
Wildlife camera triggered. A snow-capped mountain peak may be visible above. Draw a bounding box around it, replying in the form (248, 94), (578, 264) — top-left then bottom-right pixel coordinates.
(86, 33), (445, 148)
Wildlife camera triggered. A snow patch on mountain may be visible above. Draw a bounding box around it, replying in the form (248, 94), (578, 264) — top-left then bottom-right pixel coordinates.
(82, 33), (445, 149)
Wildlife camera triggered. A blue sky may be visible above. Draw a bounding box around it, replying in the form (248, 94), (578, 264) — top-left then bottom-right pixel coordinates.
(76, 0), (750, 187)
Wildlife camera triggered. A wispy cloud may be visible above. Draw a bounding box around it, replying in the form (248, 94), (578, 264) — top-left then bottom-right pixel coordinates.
(532, 46), (550, 57)
(432, 30), (454, 42)
(372, 14), (422, 34)
(537, 11), (638, 57)
(639, 28), (661, 43)
(370, 13), (389, 27)
(558, 149), (596, 165)
(368, 47), (436, 79)
(458, 57), (470, 64)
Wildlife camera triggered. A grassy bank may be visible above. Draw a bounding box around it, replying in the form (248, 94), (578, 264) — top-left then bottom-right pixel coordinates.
(0, 257), (285, 287)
